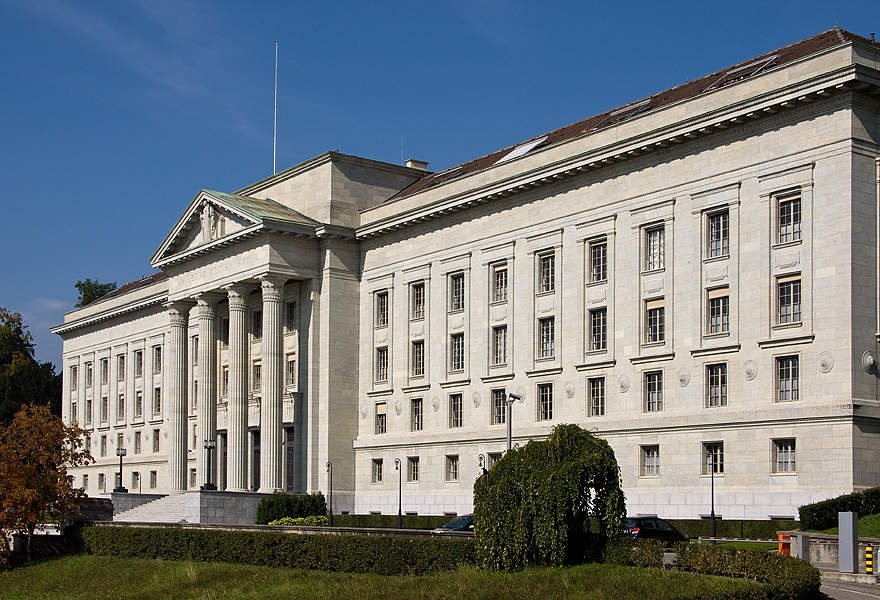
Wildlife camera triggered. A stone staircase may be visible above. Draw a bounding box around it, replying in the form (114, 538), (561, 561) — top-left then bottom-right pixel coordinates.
(113, 492), (196, 523)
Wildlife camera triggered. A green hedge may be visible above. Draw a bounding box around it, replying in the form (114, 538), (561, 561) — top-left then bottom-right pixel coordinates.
(81, 526), (475, 575)
(332, 514), (454, 529)
(668, 519), (799, 540)
(799, 487), (880, 531)
(268, 516), (329, 526)
(603, 538), (665, 568)
(256, 492), (326, 525)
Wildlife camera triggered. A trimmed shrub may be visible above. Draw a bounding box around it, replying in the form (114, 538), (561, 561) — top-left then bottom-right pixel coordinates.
(603, 538), (664, 569)
(256, 492), (326, 525)
(674, 542), (820, 600)
(332, 514), (453, 530)
(81, 525), (475, 575)
(268, 516), (329, 527)
(799, 486), (880, 530)
(474, 424), (626, 570)
(667, 519), (799, 540)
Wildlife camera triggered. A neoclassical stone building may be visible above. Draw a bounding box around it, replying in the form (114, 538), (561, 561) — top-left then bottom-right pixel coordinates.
(54, 28), (880, 519)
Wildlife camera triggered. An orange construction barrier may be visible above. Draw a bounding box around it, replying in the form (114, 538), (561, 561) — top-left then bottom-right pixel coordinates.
(778, 534), (791, 556)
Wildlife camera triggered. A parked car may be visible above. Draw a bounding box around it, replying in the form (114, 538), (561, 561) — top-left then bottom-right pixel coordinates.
(434, 514), (474, 532)
(624, 517), (688, 542)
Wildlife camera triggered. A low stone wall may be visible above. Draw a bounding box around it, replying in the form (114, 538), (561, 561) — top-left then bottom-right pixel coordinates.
(94, 521), (473, 539)
(111, 492), (167, 515)
(196, 491), (270, 525)
(782, 530), (880, 571)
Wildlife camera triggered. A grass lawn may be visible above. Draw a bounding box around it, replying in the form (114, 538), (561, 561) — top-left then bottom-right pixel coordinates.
(714, 541), (779, 552)
(0, 555), (765, 600)
(823, 512), (880, 537)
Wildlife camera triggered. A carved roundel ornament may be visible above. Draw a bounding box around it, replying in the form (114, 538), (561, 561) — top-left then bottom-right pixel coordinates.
(472, 392), (481, 408)
(359, 404), (368, 420)
(394, 400), (402, 416)
(743, 360), (757, 381)
(862, 351), (876, 374)
(431, 396), (440, 413)
(818, 351), (834, 374)
(618, 376), (630, 394)
(677, 369), (690, 388)
(565, 382), (576, 399)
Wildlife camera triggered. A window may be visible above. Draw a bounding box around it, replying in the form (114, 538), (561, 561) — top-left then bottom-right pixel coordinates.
(590, 240), (608, 283)
(372, 458), (383, 483)
(411, 340), (425, 376)
(70, 365), (78, 390)
(252, 361), (262, 391)
(707, 210), (729, 257)
(100, 435), (107, 457)
(777, 276), (801, 324)
(407, 456), (420, 482)
(85, 397), (92, 424)
(149, 470), (157, 488)
(191, 337), (198, 365)
(135, 391), (143, 419)
(708, 288), (729, 334)
(152, 387), (161, 415)
(132, 472), (140, 490)
(220, 317), (230, 345)
(191, 381), (198, 414)
(221, 366), (229, 396)
(449, 273), (465, 312)
(539, 317), (555, 358)
(189, 468), (197, 489)
(82, 474), (88, 490)
(192, 424), (197, 449)
(773, 438), (796, 473)
(777, 195), (801, 243)
(411, 283), (425, 320)
(117, 394), (125, 421)
(641, 445), (660, 476)
(703, 442), (724, 475)
(152, 429), (160, 453)
(448, 393), (463, 428)
(410, 398), (423, 431)
(100, 358), (109, 385)
(776, 356), (799, 402)
(252, 310), (263, 339)
(375, 347), (388, 382)
(375, 291), (388, 327)
(492, 389), (506, 425)
(446, 455), (459, 481)
(589, 377), (605, 417)
(450, 333), (465, 372)
(539, 252), (555, 293)
(537, 383), (553, 421)
(134, 431), (141, 454)
(645, 371), (663, 412)
(116, 433), (123, 450)
(706, 364), (728, 407)
(492, 264), (508, 302)
(374, 402), (387, 435)
(70, 400), (77, 423)
(117, 355), (125, 381)
(100, 396), (108, 423)
(491, 326), (507, 365)
(98, 473), (106, 492)
(152, 346), (162, 373)
(285, 355), (296, 386)
(487, 452), (502, 469)
(286, 301), (296, 331)
(645, 226), (665, 271)
(85, 362), (93, 388)
(84, 434), (91, 454)
(645, 299), (665, 343)
(134, 350), (143, 377)
(590, 308), (607, 351)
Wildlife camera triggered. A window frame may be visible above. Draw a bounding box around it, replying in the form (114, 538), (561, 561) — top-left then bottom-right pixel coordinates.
(589, 239), (608, 283)
(448, 272), (465, 313)
(411, 340), (425, 377)
(775, 355), (800, 403)
(640, 445), (660, 477)
(538, 317), (555, 359)
(645, 299), (665, 344)
(445, 455), (459, 481)
(772, 438), (797, 474)
(644, 225), (665, 272)
(491, 325), (507, 366)
(702, 441), (724, 475)
(776, 275), (802, 325)
(152, 346), (162, 374)
(449, 333), (465, 373)
(589, 307), (607, 351)
(537, 382), (553, 421)
(410, 282), (425, 320)
(448, 393), (463, 428)
(374, 402), (387, 435)
(538, 251), (556, 294)
(644, 371), (663, 412)
(371, 458), (384, 483)
(706, 363), (728, 408)
(492, 263), (509, 303)
(776, 194), (802, 245)
(410, 398), (423, 432)
(375, 347), (389, 383)
(491, 388), (506, 425)
(588, 376), (606, 417)
(707, 288), (730, 335)
(707, 209), (730, 258)
(375, 290), (389, 328)
(407, 456), (420, 482)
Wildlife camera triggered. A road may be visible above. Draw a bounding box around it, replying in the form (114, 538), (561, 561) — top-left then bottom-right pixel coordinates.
(822, 582), (880, 600)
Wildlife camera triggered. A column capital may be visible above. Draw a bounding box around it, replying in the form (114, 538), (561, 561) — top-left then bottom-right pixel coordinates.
(257, 274), (286, 302)
(164, 301), (193, 327)
(223, 283), (254, 310)
(192, 291), (224, 308)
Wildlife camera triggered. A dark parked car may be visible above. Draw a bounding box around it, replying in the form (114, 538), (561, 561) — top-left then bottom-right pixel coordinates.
(434, 514), (474, 532)
(624, 517), (688, 542)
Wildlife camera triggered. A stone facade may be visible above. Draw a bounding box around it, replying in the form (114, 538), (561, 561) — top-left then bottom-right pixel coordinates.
(54, 29), (880, 520)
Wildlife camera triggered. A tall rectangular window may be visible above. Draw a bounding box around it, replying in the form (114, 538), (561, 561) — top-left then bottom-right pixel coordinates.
(590, 240), (607, 283)
(191, 337), (198, 365)
(375, 347), (388, 382)
(70, 400), (77, 424)
(450, 333), (465, 372)
(285, 355), (296, 386)
(641, 445), (660, 476)
(407, 456), (420, 482)
(252, 310), (263, 339)
(220, 317), (230, 346)
(708, 210), (729, 257)
(411, 282), (425, 320)
(152, 346), (162, 373)
(645, 371), (663, 412)
(492, 389), (506, 425)
(411, 340), (425, 376)
(589, 377), (605, 417)
(70, 365), (78, 390)
(153, 387), (161, 415)
(487, 452), (502, 469)
(539, 317), (555, 358)
(703, 442), (724, 475)
(492, 264), (508, 303)
(645, 299), (665, 343)
(777, 276), (801, 324)
(375, 291), (388, 327)
(150, 470), (157, 488)
(86, 362), (93, 388)
(449, 273), (465, 312)
(539, 252), (555, 293)
(117, 355), (125, 381)
(537, 383), (553, 421)
(492, 326), (507, 365)
(98, 473), (106, 492)
(446, 455), (459, 481)
(100, 358), (109, 385)
(85, 397), (92, 424)
(135, 391), (143, 419)
(100, 435), (107, 457)
(448, 393), (463, 428)
(374, 402), (387, 434)
(706, 364), (728, 407)
(117, 393), (125, 421)
(590, 308), (607, 351)
(100, 396), (108, 423)
(773, 438), (796, 473)
(778, 196), (801, 243)
(372, 458), (384, 483)
(252, 361), (261, 391)
(134, 431), (142, 454)
(708, 288), (729, 334)
(134, 350), (143, 377)
(776, 356), (799, 402)
(221, 366), (229, 396)
(286, 301), (296, 331)
(645, 226), (665, 271)
(410, 398), (423, 432)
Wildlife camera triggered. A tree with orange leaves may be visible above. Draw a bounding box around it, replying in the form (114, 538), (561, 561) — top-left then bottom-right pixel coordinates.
(0, 403), (92, 565)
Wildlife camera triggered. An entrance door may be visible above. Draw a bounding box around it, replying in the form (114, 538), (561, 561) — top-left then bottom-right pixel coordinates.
(284, 428), (295, 491)
(251, 430), (261, 491)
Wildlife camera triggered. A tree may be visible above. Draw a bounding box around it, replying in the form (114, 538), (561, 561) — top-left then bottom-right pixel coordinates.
(74, 279), (117, 308)
(0, 308), (61, 424)
(0, 403), (92, 564)
(473, 424), (626, 570)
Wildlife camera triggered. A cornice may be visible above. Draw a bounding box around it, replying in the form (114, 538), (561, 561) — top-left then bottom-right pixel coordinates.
(50, 292), (168, 337)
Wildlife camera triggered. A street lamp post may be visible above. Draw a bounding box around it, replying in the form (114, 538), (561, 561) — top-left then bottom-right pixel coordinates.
(709, 451), (717, 540)
(114, 447), (128, 493)
(394, 458), (402, 529)
(202, 439), (217, 491)
(478, 454), (487, 475)
(326, 461), (333, 527)
(505, 393), (521, 451)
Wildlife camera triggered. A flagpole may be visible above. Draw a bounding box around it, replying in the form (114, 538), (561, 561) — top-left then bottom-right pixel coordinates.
(273, 41), (279, 175)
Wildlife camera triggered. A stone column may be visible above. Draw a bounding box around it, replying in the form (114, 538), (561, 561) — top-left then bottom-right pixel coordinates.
(224, 284), (250, 492)
(258, 275), (285, 492)
(193, 293), (220, 488)
(166, 301), (190, 492)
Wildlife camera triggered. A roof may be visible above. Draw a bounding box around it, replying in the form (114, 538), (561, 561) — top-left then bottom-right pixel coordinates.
(84, 271), (168, 306)
(202, 190), (320, 226)
(388, 27), (879, 202)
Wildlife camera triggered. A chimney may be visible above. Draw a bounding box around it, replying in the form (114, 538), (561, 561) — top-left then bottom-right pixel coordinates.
(406, 158), (429, 171)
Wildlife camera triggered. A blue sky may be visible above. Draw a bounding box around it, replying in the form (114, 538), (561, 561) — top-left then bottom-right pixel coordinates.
(2, 0), (879, 368)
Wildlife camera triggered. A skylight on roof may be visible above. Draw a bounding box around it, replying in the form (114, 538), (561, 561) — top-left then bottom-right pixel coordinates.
(494, 136), (549, 165)
(703, 54), (778, 92)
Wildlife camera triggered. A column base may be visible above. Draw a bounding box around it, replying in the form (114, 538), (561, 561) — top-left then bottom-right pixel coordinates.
(258, 486), (283, 494)
(200, 483), (217, 491)
(113, 486), (128, 493)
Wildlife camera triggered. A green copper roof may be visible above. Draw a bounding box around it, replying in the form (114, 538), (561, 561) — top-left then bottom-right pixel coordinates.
(203, 190), (319, 227)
